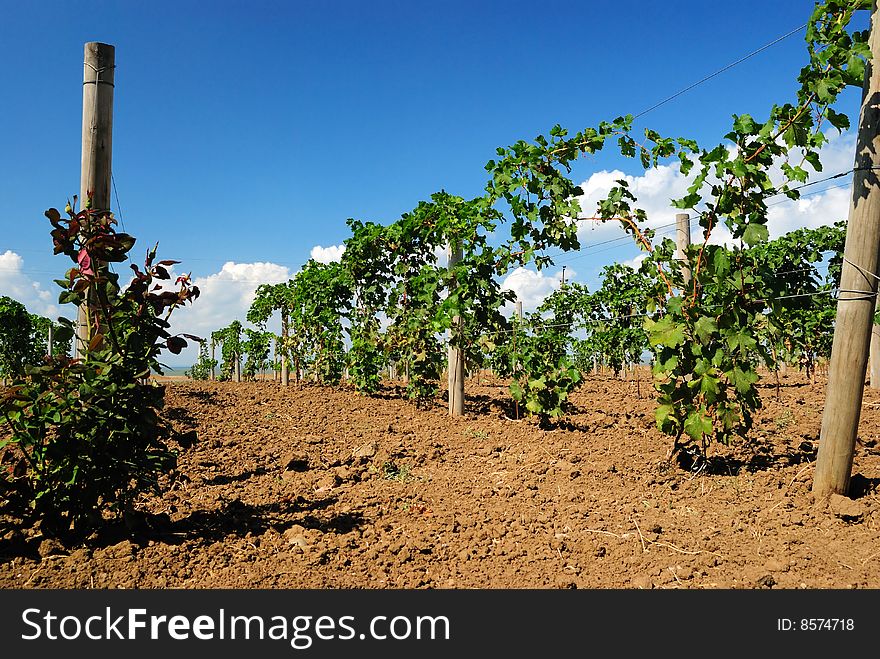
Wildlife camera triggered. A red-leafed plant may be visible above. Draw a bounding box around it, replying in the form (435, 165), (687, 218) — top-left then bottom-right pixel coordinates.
(1, 197), (199, 536)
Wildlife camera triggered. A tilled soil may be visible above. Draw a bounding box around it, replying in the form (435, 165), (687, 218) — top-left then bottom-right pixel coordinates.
(2, 371), (880, 589)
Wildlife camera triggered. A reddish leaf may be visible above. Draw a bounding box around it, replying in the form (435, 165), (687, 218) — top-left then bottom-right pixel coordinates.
(77, 249), (94, 276)
(88, 333), (104, 352)
(166, 336), (187, 354)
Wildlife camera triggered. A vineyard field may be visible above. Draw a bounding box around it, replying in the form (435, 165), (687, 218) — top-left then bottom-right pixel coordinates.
(3, 372), (880, 589)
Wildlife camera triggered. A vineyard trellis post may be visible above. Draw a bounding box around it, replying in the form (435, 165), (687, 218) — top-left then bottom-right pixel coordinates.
(813, 1), (880, 499)
(871, 295), (880, 388)
(448, 242), (464, 416)
(871, 323), (880, 388)
(47, 323), (53, 358)
(675, 213), (691, 286)
(75, 42), (115, 360)
(210, 338), (216, 380)
(280, 309), (290, 386)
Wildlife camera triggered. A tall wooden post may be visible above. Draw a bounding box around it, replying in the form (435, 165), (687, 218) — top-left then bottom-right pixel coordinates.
(871, 323), (880, 389)
(870, 294), (880, 389)
(47, 324), (54, 357)
(75, 42), (115, 360)
(210, 339), (216, 380)
(515, 300), (523, 322)
(813, 2), (880, 499)
(447, 243), (464, 416)
(234, 353), (241, 383)
(868, 325), (880, 389)
(675, 213), (691, 286)
(281, 312), (290, 386)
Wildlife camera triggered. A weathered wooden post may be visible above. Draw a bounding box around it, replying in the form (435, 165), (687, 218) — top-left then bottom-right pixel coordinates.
(871, 324), (880, 388)
(280, 310), (290, 386)
(813, 2), (880, 499)
(47, 324), (54, 357)
(870, 296), (880, 389)
(209, 339), (216, 381)
(675, 213), (691, 287)
(448, 243), (464, 416)
(75, 42), (115, 360)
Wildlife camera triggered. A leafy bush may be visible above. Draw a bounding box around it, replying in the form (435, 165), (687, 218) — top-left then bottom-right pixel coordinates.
(0, 200), (199, 534)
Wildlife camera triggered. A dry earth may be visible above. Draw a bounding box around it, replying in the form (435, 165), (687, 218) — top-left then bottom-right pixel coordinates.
(2, 371), (880, 589)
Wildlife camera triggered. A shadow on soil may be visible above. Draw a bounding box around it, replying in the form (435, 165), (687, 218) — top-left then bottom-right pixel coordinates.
(849, 474), (880, 499)
(675, 438), (818, 476)
(178, 389), (220, 403)
(0, 494), (366, 559)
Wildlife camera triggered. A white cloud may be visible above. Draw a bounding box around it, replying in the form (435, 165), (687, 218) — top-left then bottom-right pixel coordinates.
(165, 261), (291, 364)
(621, 254), (648, 271)
(501, 267), (573, 313)
(572, 131), (857, 252)
(310, 244), (345, 264)
(0, 250), (60, 319)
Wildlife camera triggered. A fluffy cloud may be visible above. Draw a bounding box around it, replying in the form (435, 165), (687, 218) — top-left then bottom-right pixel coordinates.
(310, 244), (345, 264)
(0, 250), (59, 318)
(621, 254), (648, 271)
(571, 131), (857, 252)
(165, 261), (291, 365)
(501, 267), (572, 313)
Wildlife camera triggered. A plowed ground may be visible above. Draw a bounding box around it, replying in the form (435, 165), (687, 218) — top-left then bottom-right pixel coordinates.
(3, 371), (880, 589)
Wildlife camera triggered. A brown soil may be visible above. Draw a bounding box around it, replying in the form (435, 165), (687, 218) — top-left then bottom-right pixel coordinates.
(3, 371), (880, 589)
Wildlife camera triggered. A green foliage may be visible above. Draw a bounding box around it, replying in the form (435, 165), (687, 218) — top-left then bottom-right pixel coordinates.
(491, 298), (583, 425)
(347, 310), (386, 393)
(342, 220), (395, 393)
(243, 328), (273, 379)
(507, 321), (583, 425)
(751, 222), (845, 377)
(1, 200), (200, 533)
(212, 320), (242, 380)
(483, 0), (867, 457)
(581, 265), (650, 375)
(186, 340), (216, 380)
(248, 281), (298, 381)
(292, 260), (351, 385)
(0, 297), (42, 380)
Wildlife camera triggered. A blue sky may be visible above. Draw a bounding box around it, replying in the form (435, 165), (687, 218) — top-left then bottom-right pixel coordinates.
(1, 0), (870, 364)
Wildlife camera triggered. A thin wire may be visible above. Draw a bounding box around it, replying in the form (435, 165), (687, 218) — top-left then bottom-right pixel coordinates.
(765, 181), (851, 207)
(497, 288), (848, 336)
(540, 166), (864, 266)
(632, 23), (808, 120)
(843, 256), (880, 282)
(110, 172), (135, 268)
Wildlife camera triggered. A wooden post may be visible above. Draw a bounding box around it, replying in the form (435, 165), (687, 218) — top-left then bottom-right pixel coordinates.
(675, 213), (691, 286)
(75, 42), (115, 360)
(210, 339), (216, 380)
(47, 324), (54, 357)
(280, 310), (289, 386)
(813, 2), (880, 499)
(234, 352), (241, 383)
(870, 294), (880, 388)
(871, 323), (880, 389)
(447, 242), (464, 416)
(515, 300), (523, 322)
